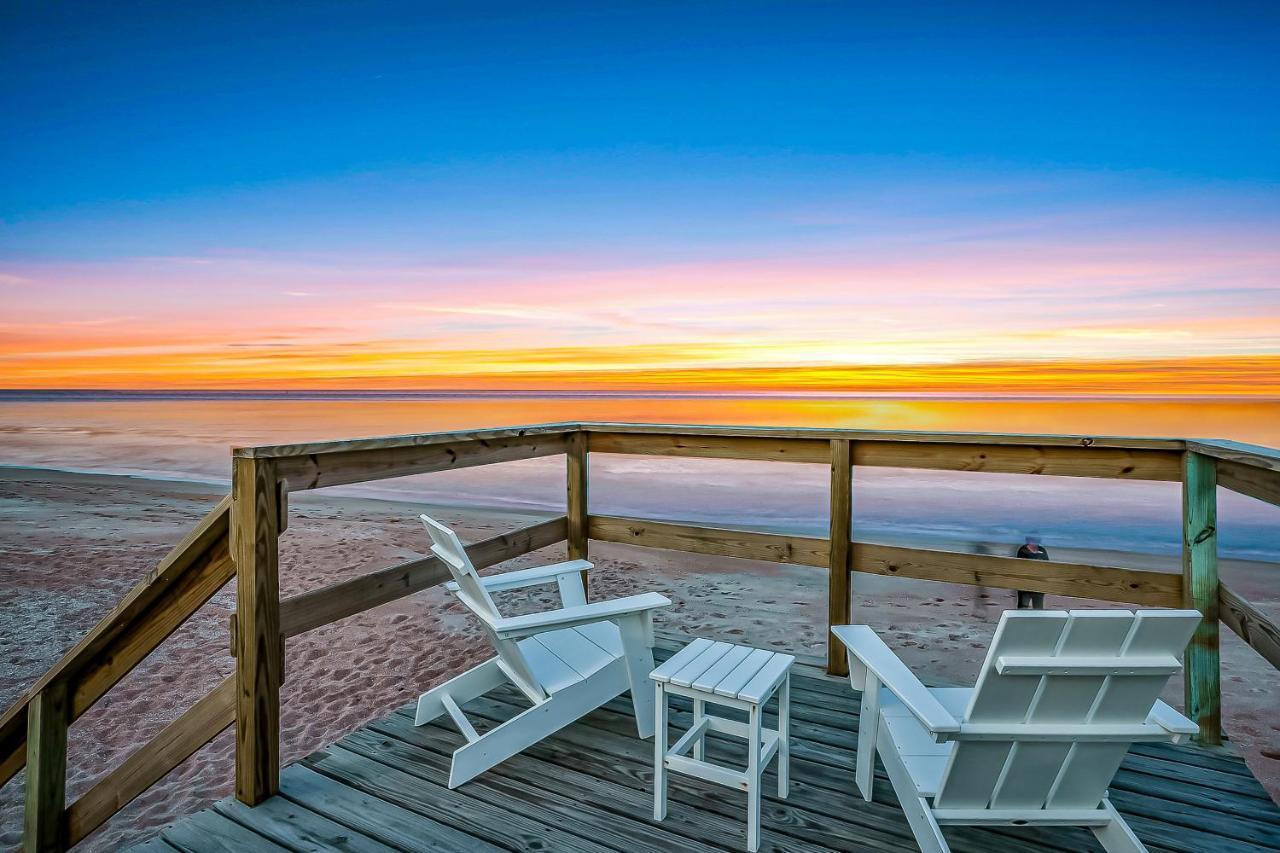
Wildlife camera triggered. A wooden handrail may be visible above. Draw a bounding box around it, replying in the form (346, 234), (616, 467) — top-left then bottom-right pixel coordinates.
(57, 515), (567, 847)
(277, 516), (568, 637)
(587, 429), (1182, 480)
(1, 495), (232, 789)
(271, 431), (570, 491)
(1220, 582), (1280, 672)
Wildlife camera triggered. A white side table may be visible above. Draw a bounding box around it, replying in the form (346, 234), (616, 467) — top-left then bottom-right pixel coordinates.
(650, 639), (794, 852)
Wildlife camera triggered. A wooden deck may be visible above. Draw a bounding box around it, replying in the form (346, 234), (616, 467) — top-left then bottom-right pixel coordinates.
(130, 643), (1280, 853)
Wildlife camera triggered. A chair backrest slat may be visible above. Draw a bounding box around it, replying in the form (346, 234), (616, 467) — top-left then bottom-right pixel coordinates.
(935, 608), (1200, 812)
(933, 612), (1069, 808)
(988, 611), (1135, 810)
(1046, 610), (1200, 809)
(419, 514), (546, 701)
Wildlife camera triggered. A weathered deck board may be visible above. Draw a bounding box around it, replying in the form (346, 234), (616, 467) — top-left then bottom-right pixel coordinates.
(131, 644), (1280, 853)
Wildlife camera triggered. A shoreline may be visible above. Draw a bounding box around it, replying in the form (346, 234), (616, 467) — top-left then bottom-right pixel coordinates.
(1, 466), (1276, 848)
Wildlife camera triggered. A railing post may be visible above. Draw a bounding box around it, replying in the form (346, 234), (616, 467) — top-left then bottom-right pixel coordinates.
(1182, 450), (1221, 745)
(567, 431), (590, 598)
(231, 455), (282, 804)
(23, 681), (68, 853)
(828, 439), (853, 676)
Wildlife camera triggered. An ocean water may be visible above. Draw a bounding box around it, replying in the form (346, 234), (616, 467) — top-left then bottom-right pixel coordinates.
(0, 391), (1277, 562)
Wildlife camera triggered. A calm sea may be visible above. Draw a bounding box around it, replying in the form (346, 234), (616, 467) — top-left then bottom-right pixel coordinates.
(1, 391), (1277, 563)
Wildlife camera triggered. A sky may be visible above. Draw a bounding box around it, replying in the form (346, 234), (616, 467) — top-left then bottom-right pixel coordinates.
(2, 1), (1279, 394)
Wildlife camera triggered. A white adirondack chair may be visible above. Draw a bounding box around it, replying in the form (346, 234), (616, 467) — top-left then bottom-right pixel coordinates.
(414, 514), (672, 788)
(833, 609), (1202, 853)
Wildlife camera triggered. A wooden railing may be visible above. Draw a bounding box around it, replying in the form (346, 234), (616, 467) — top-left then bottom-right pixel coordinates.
(3, 421), (1278, 850)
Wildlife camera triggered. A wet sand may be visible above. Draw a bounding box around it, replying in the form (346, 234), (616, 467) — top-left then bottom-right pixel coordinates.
(1, 467), (1276, 849)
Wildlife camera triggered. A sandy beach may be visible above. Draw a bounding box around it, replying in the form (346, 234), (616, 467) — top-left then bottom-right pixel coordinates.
(1, 466), (1276, 850)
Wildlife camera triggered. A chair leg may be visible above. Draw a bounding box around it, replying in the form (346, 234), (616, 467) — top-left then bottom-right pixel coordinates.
(747, 702), (762, 853)
(777, 675), (790, 798)
(619, 615), (657, 738)
(855, 673), (880, 802)
(1091, 800), (1148, 853)
(876, 716), (950, 853)
(692, 698), (705, 760)
(449, 664), (623, 788)
(653, 681), (668, 821)
(415, 658), (505, 726)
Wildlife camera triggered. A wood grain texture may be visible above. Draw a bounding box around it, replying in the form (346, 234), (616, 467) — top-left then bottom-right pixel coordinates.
(71, 543), (233, 723)
(852, 542), (1182, 607)
(23, 682), (69, 853)
(828, 439), (853, 676)
(279, 517), (568, 636)
(272, 432), (569, 491)
(0, 495), (231, 790)
(587, 514), (1179, 606)
(566, 432), (589, 596)
(1185, 439), (1280, 473)
(1220, 583), (1280, 673)
(66, 676), (235, 846)
(1182, 451), (1221, 746)
(587, 515), (828, 567)
(234, 423), (576, 458)
(1216, 459), (1280, 508)
(232, 456), (282, 805)
(577, 422), (1187, 449)
(587, 431), (828, 463)
(150, 643), (1280, 853)
(853, 441), (1181, 481)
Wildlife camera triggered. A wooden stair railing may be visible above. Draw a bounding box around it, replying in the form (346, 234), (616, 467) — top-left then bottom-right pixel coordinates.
(0, 486), (566, 850)
(2, 494), (234, 851)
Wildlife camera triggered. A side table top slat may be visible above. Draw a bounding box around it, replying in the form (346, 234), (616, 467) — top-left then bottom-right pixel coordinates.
(671, 642), (736, 688)
(738, 653), (795, 704)
(650, 637), (714, 682)
(691, 645), (755, 692)
(713, 648), (777, 699)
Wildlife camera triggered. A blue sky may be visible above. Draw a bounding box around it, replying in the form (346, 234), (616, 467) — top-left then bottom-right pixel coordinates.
(1, 1), (1278, 390)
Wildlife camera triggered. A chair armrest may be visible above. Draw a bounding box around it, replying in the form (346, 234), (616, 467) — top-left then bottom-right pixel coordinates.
(832, 625), (961, 734)
(491, 592), (671, 640)
(445, 559), (592, 594)
(1147, 699), (1199, 739)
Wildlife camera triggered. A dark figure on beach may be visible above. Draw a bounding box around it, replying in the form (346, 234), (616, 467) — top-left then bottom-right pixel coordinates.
(1015, 536), (1048, 609)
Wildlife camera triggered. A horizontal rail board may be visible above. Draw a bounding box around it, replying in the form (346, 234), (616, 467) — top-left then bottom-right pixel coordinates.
(853, 442), (1181, 481)
(1187, 439), (1280, 474)
(272, 433), (569, 491)
(0, 495), (232, 789)
(233, 421), (1193, 461)
(587, 515), (828, 567)
(588, 515), (1180, 607)
(234, 423), (577, 459)
(578, 422), (1187, 450)
(1216, 459), (1280, 508)
(1220, 583), (1280, 672)
(280, 516), (569, 636)
(66, 675), (236, 846)
(852, 542), (1182, 607)
(587, 432), (829, 463)
(72, 543), (234, 718)
(586, 431), (1181, 480)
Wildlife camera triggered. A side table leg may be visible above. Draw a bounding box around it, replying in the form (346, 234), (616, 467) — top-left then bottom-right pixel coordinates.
(654, 681), (668, 821)
(747, 701), (762, 852)
(692, 697), (705, 760)
(778, 674), (791, 798)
